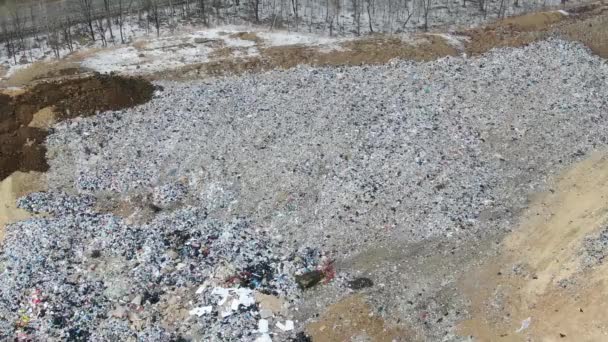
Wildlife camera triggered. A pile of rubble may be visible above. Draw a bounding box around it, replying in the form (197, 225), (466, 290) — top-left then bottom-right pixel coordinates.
(0, 191), (331, 340)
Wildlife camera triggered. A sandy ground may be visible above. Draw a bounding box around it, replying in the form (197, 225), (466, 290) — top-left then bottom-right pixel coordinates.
(307, 295), (419, 341)
(460, 151), (608, 340)
(0, 171), (46, 240)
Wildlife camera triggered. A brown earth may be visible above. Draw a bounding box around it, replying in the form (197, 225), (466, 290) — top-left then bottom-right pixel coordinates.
(463, 1), (608, 58)
(459, 151), (608, 341)
(306, 295), (419, 341)
(0, 74), (155, 181)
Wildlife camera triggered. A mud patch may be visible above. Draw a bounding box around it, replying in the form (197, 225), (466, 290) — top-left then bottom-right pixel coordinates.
(459, 151), (608, 340)
(0, 74), (155, 180)
(306, 295), (418, 341)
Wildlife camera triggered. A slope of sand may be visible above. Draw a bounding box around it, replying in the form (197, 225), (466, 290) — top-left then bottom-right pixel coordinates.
(460, 151), (608, 340)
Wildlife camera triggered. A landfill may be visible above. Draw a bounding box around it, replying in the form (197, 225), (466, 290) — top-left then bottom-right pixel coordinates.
(1, 38), (608, 340)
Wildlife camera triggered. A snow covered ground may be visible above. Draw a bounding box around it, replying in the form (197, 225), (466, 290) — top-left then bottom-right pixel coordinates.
(80, 26), (348, 75)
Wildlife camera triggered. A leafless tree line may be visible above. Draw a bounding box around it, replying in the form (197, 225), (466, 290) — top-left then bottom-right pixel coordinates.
(0, 0), (563, 63)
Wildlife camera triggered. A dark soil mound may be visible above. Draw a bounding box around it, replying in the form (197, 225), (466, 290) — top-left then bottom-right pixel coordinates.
(0, 74), (155, 180)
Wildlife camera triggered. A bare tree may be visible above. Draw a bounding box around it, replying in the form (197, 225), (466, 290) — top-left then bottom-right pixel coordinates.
(401, 0), (414, 29)
(149, 0), (162, 37)
(62, 17), (75, 52)
(29, 3), (39, 41)
(351, 0), (361, 35)
(9, 2), (25, 49)
(79, 0), (96, 41)
(95, 17), (108, 46)
(291, 0), (299, 30)
(478, 0), (487, 15)
(48, 20), (62, 59)
(497, 0), (506, 18)
(117, 0), (136, 43)
(103, 0), (115, 43)
(199, 0), (208, 24)
(1, 20), (17, 64)
(366, 0), (374, 33)
(422, 0), (432, 31)
(251, 0), (261, 22)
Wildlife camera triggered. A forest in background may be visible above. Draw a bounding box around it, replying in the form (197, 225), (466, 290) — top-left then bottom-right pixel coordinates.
(0, 0), (575, 64)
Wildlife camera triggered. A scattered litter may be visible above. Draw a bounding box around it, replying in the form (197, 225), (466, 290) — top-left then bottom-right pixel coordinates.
(1, 191), (325, 340)
(258, 319), (270, 333)
(516, 317), (532, 333)
(189, 306), (212, 316)
(276, 320), (295, 331)
(260, 309), (274, 318)
(255, 292), (285, 313)
(295, 270), (325, 289)
(347, 277), (374, 290)
(255, 333), (273, 342)
(196, 284), (207, 294)
(3, 38), (608, 341)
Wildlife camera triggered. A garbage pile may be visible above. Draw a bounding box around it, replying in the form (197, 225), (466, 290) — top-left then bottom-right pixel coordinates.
(0, 191), (329, 341)
(3, 38), (608, 341)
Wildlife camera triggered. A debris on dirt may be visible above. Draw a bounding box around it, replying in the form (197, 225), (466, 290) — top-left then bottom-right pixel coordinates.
(347, 277), (374, 290)
(515, 317), (532, 333)
(0, 74), (155, 181)
(0, 191), (324, 340)
(258, 319), (270, 333)
(255, 293), (285, 314)
(276, 320), (295, 331)
(463, 4), (608, 58)
(291, 331), (313, 342)
(306, 295), (415, 341)
(295, 270), (325, 289)
(583, 226), (608, 265)
(3, 35), (608, 341)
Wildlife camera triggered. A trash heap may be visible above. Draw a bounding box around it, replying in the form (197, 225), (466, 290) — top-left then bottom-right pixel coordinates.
(0, 191), (329, 341)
